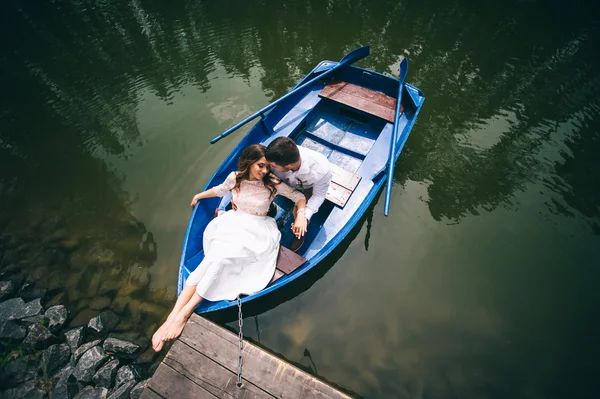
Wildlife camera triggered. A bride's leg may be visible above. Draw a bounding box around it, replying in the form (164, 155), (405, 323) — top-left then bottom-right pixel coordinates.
(152, 285), (196, 351)
(164, 291), (204, 340)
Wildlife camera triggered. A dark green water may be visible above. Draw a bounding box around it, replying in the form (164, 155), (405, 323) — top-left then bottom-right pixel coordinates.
(1, 0), (599, 397)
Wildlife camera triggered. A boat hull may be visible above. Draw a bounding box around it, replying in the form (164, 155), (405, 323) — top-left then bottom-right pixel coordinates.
(178, 58), (425, 314)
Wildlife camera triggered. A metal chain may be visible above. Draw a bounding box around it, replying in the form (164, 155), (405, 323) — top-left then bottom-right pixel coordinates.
(236, 295), (244, 388)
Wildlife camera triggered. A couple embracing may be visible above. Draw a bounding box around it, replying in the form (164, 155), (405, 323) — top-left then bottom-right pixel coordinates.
(152, 137), (332, 351)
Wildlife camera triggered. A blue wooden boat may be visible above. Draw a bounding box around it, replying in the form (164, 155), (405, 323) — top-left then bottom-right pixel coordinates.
(178, 46), (425, 313)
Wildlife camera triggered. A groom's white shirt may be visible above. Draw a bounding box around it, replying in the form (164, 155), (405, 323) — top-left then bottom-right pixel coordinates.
(272, 146), (332, 220)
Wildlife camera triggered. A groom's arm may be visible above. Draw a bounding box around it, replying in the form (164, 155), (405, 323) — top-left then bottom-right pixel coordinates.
(304, 168), (332, 221)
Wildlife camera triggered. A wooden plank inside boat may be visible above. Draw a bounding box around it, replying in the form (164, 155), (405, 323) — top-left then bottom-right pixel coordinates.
(330, 163), (361, 191)
(269, 268), (285, 284)
(326, 163), (362, 208)
(319, 81), (403, 123)
(276, 245), (306, 275)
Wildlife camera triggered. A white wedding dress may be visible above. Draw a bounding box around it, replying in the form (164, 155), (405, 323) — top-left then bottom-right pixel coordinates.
(185, 172), (305, 301)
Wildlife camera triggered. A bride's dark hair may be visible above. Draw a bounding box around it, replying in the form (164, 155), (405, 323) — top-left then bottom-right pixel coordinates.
(234, 144), (278, 198)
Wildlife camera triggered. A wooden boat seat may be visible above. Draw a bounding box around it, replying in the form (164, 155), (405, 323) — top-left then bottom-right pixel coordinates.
(270, 245), (306, 283)
(319, 81), (403, 123)
(325, 163), (362, 208)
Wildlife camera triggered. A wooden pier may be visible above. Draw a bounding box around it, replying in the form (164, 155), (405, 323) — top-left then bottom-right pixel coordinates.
(140, 314), (352, 399)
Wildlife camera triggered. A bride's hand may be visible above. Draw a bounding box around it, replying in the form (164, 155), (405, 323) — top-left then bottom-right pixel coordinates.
(292, 215), (307, 238)
(190, 194), (202, 208)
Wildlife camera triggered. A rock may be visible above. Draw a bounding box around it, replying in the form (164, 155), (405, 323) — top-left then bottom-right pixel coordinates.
(64, 327), (85, 353)
(107, 380), (135, 399)
(1, 249), (19, 266)
(0, 297), (25, 321)
(88, 296), (111, 311)
(112, 319), (133, 333)
(3, 356), (38, 385)
(0, 263), (21, 278)
(0, 379), (46, 399)
(0, 320), (26, 340)
(107, 332), (150, 355)
(76, 382), (86, 394)
(108, 329), (139, 340)
(72, 346), (108, 383)
(19, 298), (44, 319)
(65, 274), (83, 303)
(59, 238), (80, 251)
(89, 246), (116, 266)
(128, 264), (150, 286)
(47, 228), (67, 242)
(47, 249), (67, 265)
(88, 311), (119, 336)
(118, 267), (149, 297)
(52, 365), (78, 399)
(2, 297), (45, 321)
(40, 343), (71, 377)
(138, 302), (166, 319)
(125, 300), (142, 324)
(46, 272), (66, 292)
(43, 291), (66, 308)
(86, 274), (102, 298)
(103, 338), (140, 360)
(133, 348), (158, 366)
(72, 340), (101, 364)
(133, 336), (150, 353)
(68, 309), (97, 328)
(45, 305), (69, 333)
(92, 359), (119, 389)
(0, 280), (17, 301)
(20, 314), (49, 327)
(22, 323), (56, 350)
(129, 379), (150, 399)
(98, 280), (121, 296)
(18, 280), (35, 301)
(114, 365), (140, 388)
(111, 296), (129, 314)
(73, 386), (108, 399)
(20, 288), (47, 302)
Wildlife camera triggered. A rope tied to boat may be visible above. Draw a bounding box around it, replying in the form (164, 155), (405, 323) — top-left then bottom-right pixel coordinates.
(236, 294), (244, 388)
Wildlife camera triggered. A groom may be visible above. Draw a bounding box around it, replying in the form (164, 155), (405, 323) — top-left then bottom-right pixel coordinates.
(266, 137), (332, 251)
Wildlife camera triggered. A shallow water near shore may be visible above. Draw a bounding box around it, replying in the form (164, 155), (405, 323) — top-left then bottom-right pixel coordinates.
(1, 0), (600, 397)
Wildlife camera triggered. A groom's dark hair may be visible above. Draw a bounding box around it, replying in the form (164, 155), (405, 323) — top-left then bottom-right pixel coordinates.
(265, 137), (300, 166)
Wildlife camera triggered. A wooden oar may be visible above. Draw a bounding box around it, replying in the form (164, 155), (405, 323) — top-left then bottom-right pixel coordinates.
(383, 57), (408, 216)
(210, 46), (371, 144)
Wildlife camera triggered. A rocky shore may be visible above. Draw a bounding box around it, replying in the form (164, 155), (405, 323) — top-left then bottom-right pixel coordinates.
(0, 285), (159, 398)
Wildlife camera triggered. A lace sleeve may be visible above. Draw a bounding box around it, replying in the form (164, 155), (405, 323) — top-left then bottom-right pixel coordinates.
(275, 181), (305, 204)
(212, 172), (236, 197)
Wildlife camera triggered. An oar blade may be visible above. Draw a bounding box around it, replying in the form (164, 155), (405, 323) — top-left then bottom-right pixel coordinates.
(339, 46), (370, 66)
(398, 57), (408, 83)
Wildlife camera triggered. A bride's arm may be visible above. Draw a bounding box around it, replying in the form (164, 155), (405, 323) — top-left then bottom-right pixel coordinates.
(275, 181), (308, 237)
(190, 188), (220, 207)
(191, 172), (236, 208)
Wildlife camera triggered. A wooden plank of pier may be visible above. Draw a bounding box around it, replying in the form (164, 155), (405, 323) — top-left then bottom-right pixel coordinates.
(140, 314), (352, 399)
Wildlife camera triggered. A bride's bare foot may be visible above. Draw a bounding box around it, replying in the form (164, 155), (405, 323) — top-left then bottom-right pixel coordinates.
(152, 321), (171, 352)
(164, 313), (188, 341)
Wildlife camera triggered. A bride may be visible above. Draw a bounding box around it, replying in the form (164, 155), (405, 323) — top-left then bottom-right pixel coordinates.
(152, 144), (307, 351)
